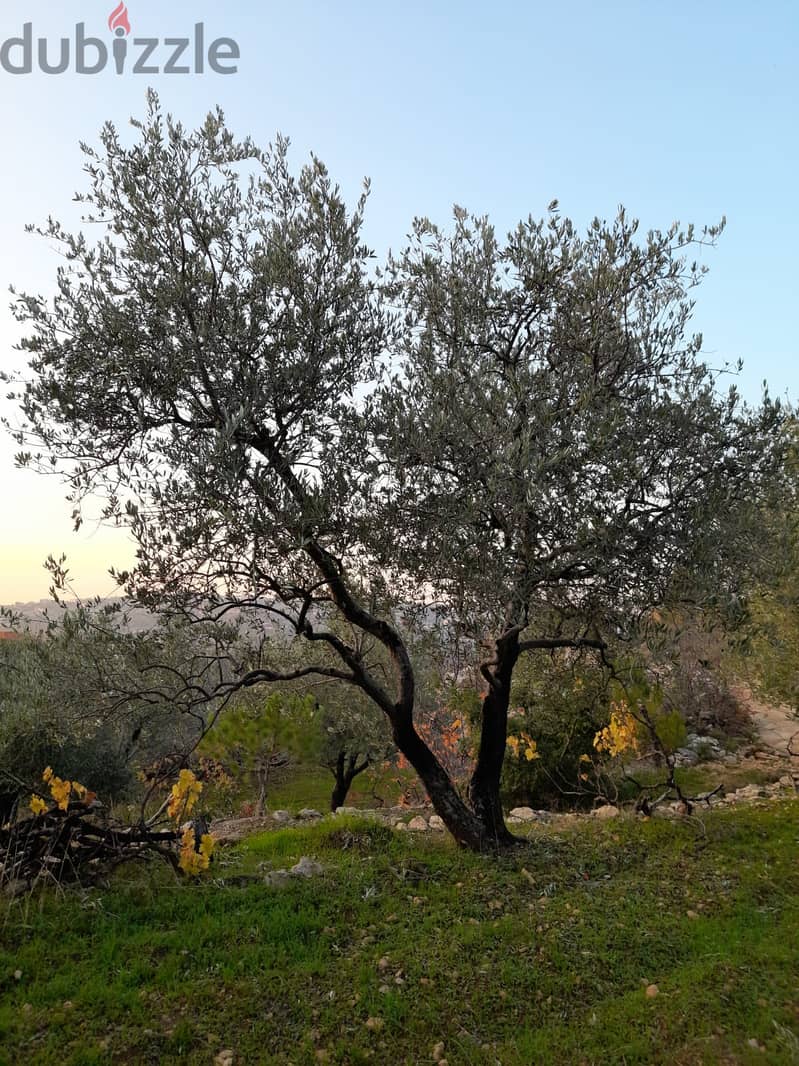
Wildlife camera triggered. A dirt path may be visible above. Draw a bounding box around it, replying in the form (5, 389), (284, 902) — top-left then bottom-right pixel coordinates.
(733, 684), (799, 756)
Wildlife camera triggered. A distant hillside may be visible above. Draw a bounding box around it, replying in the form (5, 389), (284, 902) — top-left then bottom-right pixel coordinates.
(1, 598), (157, 634)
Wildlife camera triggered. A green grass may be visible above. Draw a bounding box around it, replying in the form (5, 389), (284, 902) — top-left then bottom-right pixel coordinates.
(1, 803), (798, 1065)
(247, 763), (417, 816)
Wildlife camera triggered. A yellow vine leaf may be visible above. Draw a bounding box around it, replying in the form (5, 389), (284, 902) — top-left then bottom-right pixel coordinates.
(594, 701), (640, 758)
(168, 769), (203, 821)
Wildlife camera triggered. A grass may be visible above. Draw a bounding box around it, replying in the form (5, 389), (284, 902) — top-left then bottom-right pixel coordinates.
(232, 763), (418, 817)
(1, 802), (798, 1065)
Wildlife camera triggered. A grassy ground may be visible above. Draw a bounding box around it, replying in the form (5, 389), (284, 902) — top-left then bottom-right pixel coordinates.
(265, 764), (416, 815)
(1, 800), (798, 1065)
(223, 753), (781, 821)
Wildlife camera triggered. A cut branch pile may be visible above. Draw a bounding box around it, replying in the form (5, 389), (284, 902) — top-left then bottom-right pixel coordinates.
(1, 802), (180, 894)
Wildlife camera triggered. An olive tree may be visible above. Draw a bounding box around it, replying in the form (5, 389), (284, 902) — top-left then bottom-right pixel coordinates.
(363, 206), (784, 841)
(6, 95), (784, 850)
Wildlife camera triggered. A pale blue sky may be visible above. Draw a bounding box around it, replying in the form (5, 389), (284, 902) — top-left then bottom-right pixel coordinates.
(1, 0), (797, 600)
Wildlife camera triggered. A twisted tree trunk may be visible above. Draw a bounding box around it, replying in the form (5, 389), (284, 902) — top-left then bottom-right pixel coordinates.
(468, 631), (520, 847)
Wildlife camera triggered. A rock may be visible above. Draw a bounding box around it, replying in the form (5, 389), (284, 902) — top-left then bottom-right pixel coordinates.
(297, 808), (322, 820)
(432, 1041), (446, 1062)
(271, 810), (291, 823)
(778, 774), (796, 788)
(591, 805), (620, 820)
(509, 806), (537, 822)
(215, 1052), (235, 1066)
(428, 815), (446, 831)
(334, 806), (360, 816)
(674, 748), (699, 767)
(408, 816), (429, 831)
(263, 869), (292, 888)
(291, 856), (323, 878)
(394, 821), (409, 831)
(365, 1017), (384, 1031)
(645, 984), (659, 998)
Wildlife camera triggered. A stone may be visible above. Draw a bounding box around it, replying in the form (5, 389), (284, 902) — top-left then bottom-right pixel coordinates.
(215, 1052), (235, 1066)
(394, 821), (409, 831)
(291, 856), (323, 878)
(674, 748), (699, 767)
(297, 808), (322, 820)
(428, 815), (445, 831)
(263, 869), (292, 888)
(645, 984), (659, 998)
(509, 806), (537, 822)
(408, 816), (429, 831)
(271, 810), (291, 823)
(334, 806), (360, 816)
(591, 805), (620, 819)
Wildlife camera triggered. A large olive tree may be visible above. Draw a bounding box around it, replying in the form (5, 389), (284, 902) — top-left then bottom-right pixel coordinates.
(5, 95), (784, 849)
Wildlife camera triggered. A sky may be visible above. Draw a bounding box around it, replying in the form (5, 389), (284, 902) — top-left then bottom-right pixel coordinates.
(0, 0), (797, 604)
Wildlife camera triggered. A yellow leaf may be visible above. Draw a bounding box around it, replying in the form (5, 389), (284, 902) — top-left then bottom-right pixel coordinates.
(29, 796), (47, 816)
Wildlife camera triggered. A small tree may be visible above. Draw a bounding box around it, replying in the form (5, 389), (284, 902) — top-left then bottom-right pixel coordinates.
(200, 691), (317, 814)
(316, 684), (394, 810)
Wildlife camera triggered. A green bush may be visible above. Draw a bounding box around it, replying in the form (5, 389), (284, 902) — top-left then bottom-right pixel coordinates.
(501, 654), (611, 809)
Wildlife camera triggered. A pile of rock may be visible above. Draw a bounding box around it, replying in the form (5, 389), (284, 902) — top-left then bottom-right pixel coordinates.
(673, 733), (729, 767)
(394, 814), (446, 832)
(262, 855), (324, 888)
(713, 774), (796, 807)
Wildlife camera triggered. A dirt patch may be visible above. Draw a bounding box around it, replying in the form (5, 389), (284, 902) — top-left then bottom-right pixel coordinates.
(732, 684), (799, 756)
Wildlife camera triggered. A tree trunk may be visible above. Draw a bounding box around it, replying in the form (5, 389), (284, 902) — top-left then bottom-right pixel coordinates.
(391, 716), (488, 851)
(256, 766), (268, 816)
(329, 752), (370, 811)
(468, 633), (520, 847)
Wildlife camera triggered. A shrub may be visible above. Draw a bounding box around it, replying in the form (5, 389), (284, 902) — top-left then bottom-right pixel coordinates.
(502, 654), (611, 809)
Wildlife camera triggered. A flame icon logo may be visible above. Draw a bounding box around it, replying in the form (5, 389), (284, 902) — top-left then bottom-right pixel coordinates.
(108, 3), (131, 36)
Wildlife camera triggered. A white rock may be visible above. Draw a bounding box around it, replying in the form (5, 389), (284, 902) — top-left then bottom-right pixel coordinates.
(408, 816), (429, 831)
(591, 805), (620, 820)
(291, 856), (323, 878)
(334, 806), (360, 816)
(509, 807), (538, 822)
(394, 821), (409, 831)
(271, 810), (291, 823)
(263, 869), (292, 888)
(297, 808), (322, 820)
(428, 815), (446, 831)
